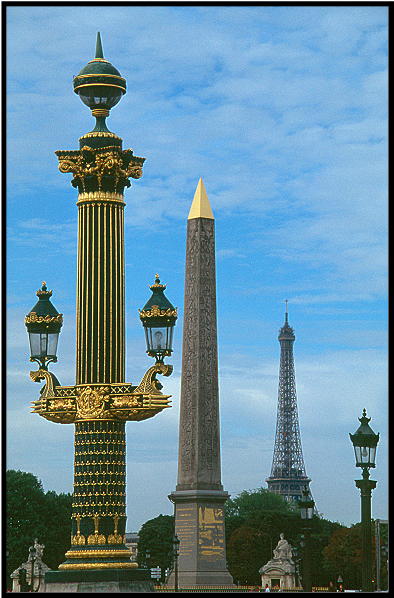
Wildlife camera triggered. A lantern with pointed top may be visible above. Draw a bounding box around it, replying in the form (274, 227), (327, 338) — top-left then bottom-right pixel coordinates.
(25, 283), (63, 370)
(73, 32), (126, 117)
(349, 408), (380, 469)
(139, 275), (177, 362)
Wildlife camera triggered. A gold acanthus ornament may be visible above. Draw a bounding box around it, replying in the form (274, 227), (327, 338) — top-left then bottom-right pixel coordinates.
(56, 147), (144, 192)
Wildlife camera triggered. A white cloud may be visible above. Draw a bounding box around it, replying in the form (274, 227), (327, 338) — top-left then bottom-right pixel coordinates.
(7, 5), (387, 531)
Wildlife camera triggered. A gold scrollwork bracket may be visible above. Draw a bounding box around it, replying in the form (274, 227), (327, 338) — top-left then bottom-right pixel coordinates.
(30, 369), (58, 398)
(29, 362), (173, 424)
(133, 362), (173, 396)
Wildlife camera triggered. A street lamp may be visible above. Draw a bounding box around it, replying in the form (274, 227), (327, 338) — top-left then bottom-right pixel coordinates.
(298, 485), (315, 592)
(349, 408), (379, 593)
(25, 282), (63, 371)
(139, 275), (178, 363)
(144, 550), (151, 575)
(172, 534), (180, 592)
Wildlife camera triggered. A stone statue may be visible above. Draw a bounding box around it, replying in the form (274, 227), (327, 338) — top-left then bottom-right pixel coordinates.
(273, 533), (292, 560)
(35, 538), (45, 560)
(10, 539), (49, 592)
(259, 533), (296, 591)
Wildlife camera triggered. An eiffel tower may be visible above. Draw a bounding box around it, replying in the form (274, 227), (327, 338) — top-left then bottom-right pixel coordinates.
(266, 301), (314, 505)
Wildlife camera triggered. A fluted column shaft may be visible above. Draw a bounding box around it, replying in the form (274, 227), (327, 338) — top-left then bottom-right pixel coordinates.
(76, 194), (125, 385)
(60, 191), (132, 570)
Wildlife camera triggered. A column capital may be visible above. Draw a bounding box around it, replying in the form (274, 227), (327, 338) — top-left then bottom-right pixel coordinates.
(55, 146), (144, 194)
(355, 478), (377, 492)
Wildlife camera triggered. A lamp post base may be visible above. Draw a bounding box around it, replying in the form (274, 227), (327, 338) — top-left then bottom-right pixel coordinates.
(44, 568), (155, 593)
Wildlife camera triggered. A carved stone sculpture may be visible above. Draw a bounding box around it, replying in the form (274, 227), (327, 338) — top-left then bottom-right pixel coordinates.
(273, 533), (293, 560)
(259, 533), (296, 591)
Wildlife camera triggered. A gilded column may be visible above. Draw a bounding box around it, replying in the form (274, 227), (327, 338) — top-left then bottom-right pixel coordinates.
(54, 36), (144, 572)
(168, 179), (233, 587)
(27, 34), (176, 591)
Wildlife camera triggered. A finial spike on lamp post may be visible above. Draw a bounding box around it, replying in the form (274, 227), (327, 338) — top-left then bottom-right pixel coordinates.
(95, 32), (104, 59)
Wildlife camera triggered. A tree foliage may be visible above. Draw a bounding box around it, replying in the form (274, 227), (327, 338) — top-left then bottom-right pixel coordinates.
(6, 470), (72, 589)
(321, 523), (380, 590)
(224, 488), (343, 587)
(225, 487), (294, 520)
(227, 525), (271, 585)
(137, 514), (174, 582)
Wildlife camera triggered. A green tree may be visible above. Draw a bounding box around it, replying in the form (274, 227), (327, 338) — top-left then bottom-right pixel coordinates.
(376, 521), (389, 591)
(227, 525), (271, 585)
(6, 470), (72, 589)
(224, 488), (343, 588)
(41, 490), (73, 569)
(225, 487), (294, 520)
(137, 514), (174, 582)
(322, 523), (378, 590)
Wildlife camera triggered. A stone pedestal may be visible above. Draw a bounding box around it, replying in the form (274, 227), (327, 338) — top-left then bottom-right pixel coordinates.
(43, 569), (154, 593)
(168, 490), (234, 587)
(259, 534), (296, 591)
(11, 559), (49, 592)
(259, 560), (296, 591)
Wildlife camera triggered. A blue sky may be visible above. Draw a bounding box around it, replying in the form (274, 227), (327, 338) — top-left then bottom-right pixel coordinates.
(7, 5), (387, 533)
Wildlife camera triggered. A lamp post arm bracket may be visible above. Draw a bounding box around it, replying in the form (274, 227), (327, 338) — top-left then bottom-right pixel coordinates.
(29, 366), (173, 424)
(30, 369), (59, 397)
(133, 362), (173, 396)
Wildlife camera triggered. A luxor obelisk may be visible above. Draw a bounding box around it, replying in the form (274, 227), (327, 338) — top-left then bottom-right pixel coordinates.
(168, 179), (233, 587)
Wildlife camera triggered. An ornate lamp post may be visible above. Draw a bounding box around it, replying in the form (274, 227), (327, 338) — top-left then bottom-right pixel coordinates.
(25, 33), (177, 591)
(298, 485), (315, 592)
(349, 409), (379, 593)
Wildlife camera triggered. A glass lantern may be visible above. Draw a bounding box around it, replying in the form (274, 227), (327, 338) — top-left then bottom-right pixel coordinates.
(349, 409), (379, 469)
(139, 275), (177, 362)
(25, 283), (63, 370)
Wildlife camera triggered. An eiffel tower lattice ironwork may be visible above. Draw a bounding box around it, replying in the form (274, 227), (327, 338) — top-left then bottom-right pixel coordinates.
(266, 301), (314, 505)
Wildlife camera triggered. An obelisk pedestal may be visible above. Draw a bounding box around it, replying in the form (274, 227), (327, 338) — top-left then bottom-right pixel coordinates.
(168, 179), (233, 587)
